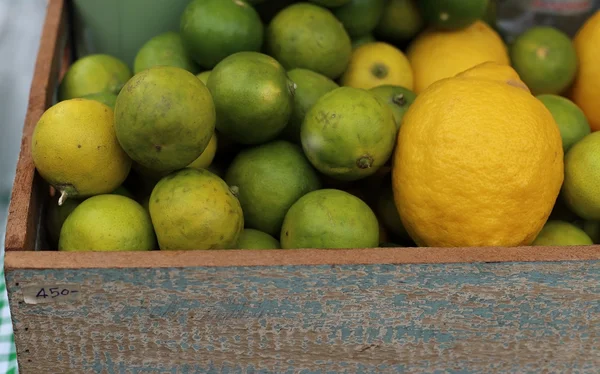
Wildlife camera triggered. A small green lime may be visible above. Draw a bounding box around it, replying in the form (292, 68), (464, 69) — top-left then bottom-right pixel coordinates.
(333, 0), (386, 37)
(537, 94), (590, 153)
(510, 26), (578, 95)
(134, 31), (199, 75)
(59, 195), (156, 251)
(419, 0), (489, 30)
(374, 0), (424, 44)
(369, 85), (417, 131)
(196, 70), (211, 84)
(281, 189), (379, 249)
(532, 220), (593, 246)
(283, 68), (339, 143)
(351, 34), (376, 49)
(236, 229), (280, 249)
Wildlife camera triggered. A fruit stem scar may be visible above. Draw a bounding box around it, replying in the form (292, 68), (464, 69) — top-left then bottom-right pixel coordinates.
(58, 190), (68, 206)
(392, 94), (406, 106)
(356, 155), (374, 169)
(536, 46), (549, 59)
(440, 12), (449, 21)
(371, 63), (388, 79)
(230, 185), (240, 198)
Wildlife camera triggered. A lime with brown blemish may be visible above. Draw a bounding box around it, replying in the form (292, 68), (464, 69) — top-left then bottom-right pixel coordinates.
(150, 168), (244, 250)
(31, 99), (131, 205)
(58, 54), (132, 101)
(207, 52), (294, 145)
(59, 194), (156, 251)
(114, 66), (216, 175)
(280, 189), (379, 249)
(370, 85), (416, 131)
(225, 140), (321, 236)
(510, 26), (577, 95)
(236, 229), (280, 249)
(301, 87), (396, 181)
(282, 68), (339, 143)
(134, 31), (199, 74)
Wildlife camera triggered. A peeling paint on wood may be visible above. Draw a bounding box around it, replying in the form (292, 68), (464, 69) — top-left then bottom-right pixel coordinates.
(7, 261), (600, 373)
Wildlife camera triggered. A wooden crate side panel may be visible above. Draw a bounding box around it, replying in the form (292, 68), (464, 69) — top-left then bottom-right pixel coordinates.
(7, 261), (600, 373)
(4, 0), (67, 252)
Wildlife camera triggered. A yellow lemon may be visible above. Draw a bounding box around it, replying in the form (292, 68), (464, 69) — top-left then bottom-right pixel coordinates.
(31, 99), (132, 205)
(187, 132), (218, 170)
(407, 20), (509, 93)
(341, 42), (413, 90)
(571, 11), (600, 131)
(392, 62), (563, 247)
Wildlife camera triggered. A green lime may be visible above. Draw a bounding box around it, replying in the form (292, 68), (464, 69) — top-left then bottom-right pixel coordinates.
(510, 26), (577, 95)
(333, 0), (386, 37)
(58, 54), (131, 101)
(369, 85), (417, 131)
(196, 70), (211, 84)
(180, 0), (264, 69)
(266, 3), (352, 79)
(532, 220), (593, 246)
(236, 229), (280, 249)
(376, 182), (409, 239)
(419, 0), (489, 30)
(283, 68), (339, 143)
(225, 140), (321, 236)
(563, 132), (600, 220)
(374, 0), (424, 44)
(134, 31), (199, 75)
(309, 0), (351, 7)
(207, 52), (294, 144)
(351, 34), (376, 49)
(280, 189), (379, 249)
(80, 92), (118, 109)
(59, 195), (156, 251)
(537, 94), (590, 153)
(301, 87), (396, 181)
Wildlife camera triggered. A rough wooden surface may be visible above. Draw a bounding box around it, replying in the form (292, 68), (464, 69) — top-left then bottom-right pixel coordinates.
(4, 0), (66, 252)
(7, 261), (600, 373)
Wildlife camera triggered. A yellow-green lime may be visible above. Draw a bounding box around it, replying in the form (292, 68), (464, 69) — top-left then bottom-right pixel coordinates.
(225, 140), (321, 236)
(196, 70), (211, 84)
(32, 99), (131, 204)
(282, 68), (339, 143)
(537, 94), (590, 153)
(510, 26), (577, 95)
(236, 229), (280, 249)
(375, 0), (424, 44)
(150, 168), (244, 250)
(80, 92), (118, 109)
(187, 132), (218, 170)
(369, 85), (416, 131)
(115, 66), (216, 175)
(280, 189), (379, 249)
(59, 195), (156, 251)
(207, 52), (294, 144)
(301, 87), (396, 181)
(531, 220), (593, 246)
(58, 54), (132, 101)
(134, 31), (199, 74)
(180, 0), (264, 69)
(266, 3), (352, 79)
(419, 0), (489, 30)
(563, 132), (600, 220)
(333, 0), (386, 37)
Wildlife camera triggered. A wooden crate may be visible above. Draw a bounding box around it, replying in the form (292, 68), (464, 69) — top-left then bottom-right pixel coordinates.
(5, 0), (600, 372)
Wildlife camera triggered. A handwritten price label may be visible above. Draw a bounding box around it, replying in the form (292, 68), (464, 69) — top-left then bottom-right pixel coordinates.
(22, 284), (81, 305)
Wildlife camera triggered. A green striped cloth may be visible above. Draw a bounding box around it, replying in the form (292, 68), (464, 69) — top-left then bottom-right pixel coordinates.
(0, 266), (17, 373)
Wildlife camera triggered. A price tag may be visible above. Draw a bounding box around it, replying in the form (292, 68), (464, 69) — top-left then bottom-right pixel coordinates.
(22, 284), (81, 305)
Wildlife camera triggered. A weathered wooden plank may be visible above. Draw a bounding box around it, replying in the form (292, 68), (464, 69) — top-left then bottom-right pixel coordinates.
(7, 261), (600, 373)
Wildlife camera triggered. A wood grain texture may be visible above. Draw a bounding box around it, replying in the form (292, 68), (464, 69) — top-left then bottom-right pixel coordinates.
(4, 0), (66, 252)
(7, 261), (600, 373)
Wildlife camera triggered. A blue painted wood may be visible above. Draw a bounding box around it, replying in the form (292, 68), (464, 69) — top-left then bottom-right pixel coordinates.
(7, 261), (600, 373)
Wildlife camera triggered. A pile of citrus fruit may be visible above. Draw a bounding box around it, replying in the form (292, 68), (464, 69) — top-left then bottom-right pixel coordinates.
(31, 0), (600, 251)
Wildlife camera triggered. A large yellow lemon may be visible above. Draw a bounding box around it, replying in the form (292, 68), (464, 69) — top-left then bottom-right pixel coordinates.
(571, 11), (600, 132)
(392, 62), (563, 247)
(407, 20), (509, 93)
